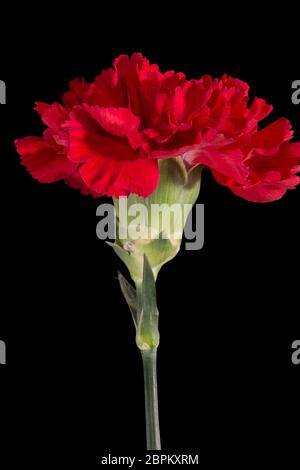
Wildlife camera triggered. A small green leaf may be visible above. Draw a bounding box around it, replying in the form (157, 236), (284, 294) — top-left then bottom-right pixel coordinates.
(136, 255), (160, 351)
(142, 254), (157, 317)
(117, 271), (138, 327)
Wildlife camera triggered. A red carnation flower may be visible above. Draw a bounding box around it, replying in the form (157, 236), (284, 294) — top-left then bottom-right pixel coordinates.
(15, 53), (300, 202)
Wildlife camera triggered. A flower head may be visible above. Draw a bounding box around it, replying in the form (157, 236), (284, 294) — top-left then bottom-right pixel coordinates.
(15, 54), (300, 202)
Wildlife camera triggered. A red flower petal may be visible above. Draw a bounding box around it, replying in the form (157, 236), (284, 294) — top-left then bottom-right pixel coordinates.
(82, 105), (144, 149)
(212, 132), (300, 202)
(15, 137), (76, 183)
(231, 173), (300, 202)
(249, 118), (293, 154)
(64, 170), (100, 197)
(152, 137), (249, 185)
(278, 142), (300, 159)
(68, 128), (141, 163)
(79, 155), (159, 197)
(185, 141), (249, 184)
(35, 102), (50, 116)
(114, 53), (160, 119)
(90, 68), (126, 108)
(35, 102), (69, 130)
(63, 78), (91, 107)
(248, 97), (273, 122)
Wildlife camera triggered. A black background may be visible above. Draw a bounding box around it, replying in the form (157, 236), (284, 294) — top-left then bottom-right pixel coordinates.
(0, 7), (299, 468)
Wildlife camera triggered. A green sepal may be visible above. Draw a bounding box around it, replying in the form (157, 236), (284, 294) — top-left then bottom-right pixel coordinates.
(136, 255), (160, 351)
(117, 271), (138, 328)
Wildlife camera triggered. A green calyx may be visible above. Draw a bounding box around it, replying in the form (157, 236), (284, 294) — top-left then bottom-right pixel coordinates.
(108, 157), (202, 284)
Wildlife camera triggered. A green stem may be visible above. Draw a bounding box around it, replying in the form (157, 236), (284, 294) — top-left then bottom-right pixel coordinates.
(141, 348), (161, 450)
